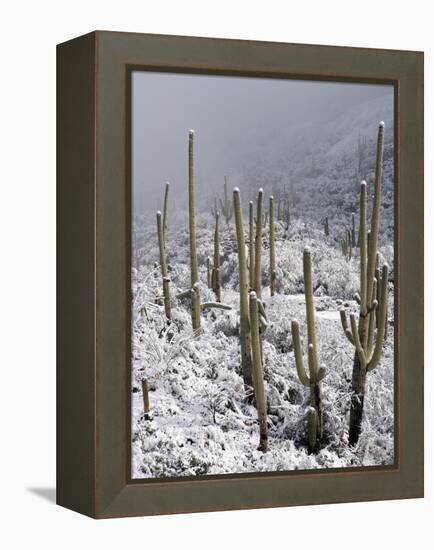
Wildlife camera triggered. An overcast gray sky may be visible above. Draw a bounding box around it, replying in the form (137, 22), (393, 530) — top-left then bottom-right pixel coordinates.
(132, 71), (392, 215)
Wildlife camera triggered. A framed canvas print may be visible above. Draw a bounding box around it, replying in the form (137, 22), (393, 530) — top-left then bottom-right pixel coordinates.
(57, 31), (424, 518)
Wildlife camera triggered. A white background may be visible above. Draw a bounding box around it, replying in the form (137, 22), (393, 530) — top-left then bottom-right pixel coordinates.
(0, 1), (431, 547)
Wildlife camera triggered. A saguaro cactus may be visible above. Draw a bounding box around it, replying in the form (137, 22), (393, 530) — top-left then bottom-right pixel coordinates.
(156, 210), (171, 320)
(340, 122), (389, 445)
(212, 211), (221, 302)
(219, 176), (234, 224)
(233, 188), (253, 388)
(248, 201), (255, 290)
(323, 216), (329, 237)
(142, 378), (151, 420)
(206, 256), (212, 288)
(291, 248), (326, 453)
(351, 213), (356, 247)
(254, 189), (264, 300)
(176, 131), (231, 329)
(269, 196), (276, 296)
(188, 130), (198, 288)
(162, 182), (170, 246)
(249, 291), (268, 452)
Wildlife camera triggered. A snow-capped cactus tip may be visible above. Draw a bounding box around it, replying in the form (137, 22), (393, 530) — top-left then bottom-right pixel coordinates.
(258, 187), (263, 194)
(156, 210), (162, 216)
(360, 180), (367, 187)
(379, 121), (385, 128)
(250, 290), (257, 298)
(233, 186), (240, 193)
(189, 129), (195, 136)
(304, 246), (311, 254)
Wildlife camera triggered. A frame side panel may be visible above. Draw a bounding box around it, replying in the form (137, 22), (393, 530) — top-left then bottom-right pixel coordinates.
(56, 32), (97, 517)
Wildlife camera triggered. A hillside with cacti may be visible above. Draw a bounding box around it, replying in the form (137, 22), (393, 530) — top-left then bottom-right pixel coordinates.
(131, 115), (394, 478)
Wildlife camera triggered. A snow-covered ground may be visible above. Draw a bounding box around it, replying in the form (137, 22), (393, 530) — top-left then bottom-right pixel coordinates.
(131, 212), (394, 479)
(131, 99), (395, 478)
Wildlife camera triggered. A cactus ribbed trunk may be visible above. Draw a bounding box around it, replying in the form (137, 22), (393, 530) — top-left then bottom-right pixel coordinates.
(249, 291), (268, 452)
(269, 196), (276, 296)
(248, 201), (255, 290)
(254, 189), (263, 300)
(162, 182), (170, 246)
(188, 130), (200, 330)
(188, 130), (198, 288)
(213, 212), (221, 302)
(142, 379), (151, 420)
(233, 188), (253, 388)
(156, 211), (171, 320)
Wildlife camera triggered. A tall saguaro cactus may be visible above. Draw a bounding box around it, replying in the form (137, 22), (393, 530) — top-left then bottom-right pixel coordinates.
(211, 211), (221, 302)
(249, 291), (268, 451)
(248, 201), (255, 290)
(162, 182), (170, 246)
(188, 130), (198, 289)
(233, 188), (253, 388)
(177, 130), (231, 329)
(269, 196), (276, 296)
(340, 122), (389, 446)
(291, 248), (326, 453)
(156, 210), (171, 320)
(254, 188), (264, 300)
(219, 176), (234, 224)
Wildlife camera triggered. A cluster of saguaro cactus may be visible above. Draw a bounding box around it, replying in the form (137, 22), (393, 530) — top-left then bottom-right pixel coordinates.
(234, 187), (269, 450)
(219, 177), (234, 224)
(291, 248), (326, 453)
(340, 122), (389, 446)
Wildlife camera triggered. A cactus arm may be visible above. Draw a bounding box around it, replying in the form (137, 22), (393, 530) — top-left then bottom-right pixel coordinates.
(349, 313), (367, 368)
(359, 180), (368, 313)
(201, 302), (232, 310)
(254, 189), (263, 299)
(257, 299), (267, 320)
(249, 291), (268, 452)
(291, 320), (310, 387)
(366, 123), (385, 310)
(366, 277), (378, 355)
(176, 289), (191, 300)
(340, 309), (355, 345)
(366, 264), (389, 371)
(188, 130), (198, 287)
(317, 365), (327, 382)
(269, 196), (276, 296)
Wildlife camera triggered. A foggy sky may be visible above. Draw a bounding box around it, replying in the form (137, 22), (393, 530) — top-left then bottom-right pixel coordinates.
(132, 71), (392, 215)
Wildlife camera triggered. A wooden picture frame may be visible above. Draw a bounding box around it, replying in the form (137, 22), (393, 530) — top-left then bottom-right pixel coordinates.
(57, 30), (424, 518)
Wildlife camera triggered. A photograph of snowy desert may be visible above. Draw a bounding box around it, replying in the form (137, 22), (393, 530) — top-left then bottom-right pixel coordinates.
(130, 72), (395, 479)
